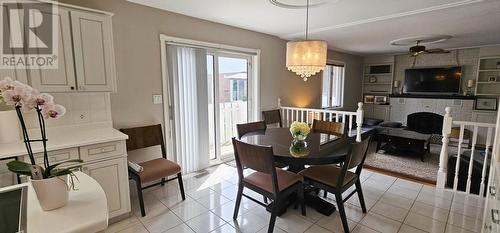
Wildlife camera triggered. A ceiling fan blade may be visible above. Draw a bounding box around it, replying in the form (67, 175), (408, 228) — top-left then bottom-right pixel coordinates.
(425, 48), (450, 54)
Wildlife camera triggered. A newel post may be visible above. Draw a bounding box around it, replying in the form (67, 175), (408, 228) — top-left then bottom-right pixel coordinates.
(437, 107), (452, 189)
(356, 102), (363, 142)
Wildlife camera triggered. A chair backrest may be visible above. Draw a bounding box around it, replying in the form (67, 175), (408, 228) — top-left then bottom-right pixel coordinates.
(262, 109), (282, 127)
(236, 121), (267, 139)
(120, 124), (166, 159)
(336, 136), (371, 187)
(312, 119), (346, 137)
(232, 138), (279, 193)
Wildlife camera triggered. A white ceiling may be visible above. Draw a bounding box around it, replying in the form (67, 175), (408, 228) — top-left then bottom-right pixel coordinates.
(127, 0), (500, 55)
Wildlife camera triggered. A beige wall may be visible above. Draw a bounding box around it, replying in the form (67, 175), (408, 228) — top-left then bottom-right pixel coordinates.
(60, 0), (363, 128)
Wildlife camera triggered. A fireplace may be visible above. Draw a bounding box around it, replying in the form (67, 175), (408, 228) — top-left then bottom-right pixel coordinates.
(406, 112), (443, 135)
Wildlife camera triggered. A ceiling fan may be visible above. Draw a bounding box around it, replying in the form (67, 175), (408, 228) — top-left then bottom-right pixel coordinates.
(409, 40), (450, 56)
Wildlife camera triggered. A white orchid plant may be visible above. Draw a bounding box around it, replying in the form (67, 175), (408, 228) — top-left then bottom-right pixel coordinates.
(0, 77), (81, 184)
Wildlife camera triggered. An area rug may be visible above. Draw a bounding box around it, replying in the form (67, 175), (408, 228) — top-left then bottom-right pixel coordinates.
(363, 142), (457, 183)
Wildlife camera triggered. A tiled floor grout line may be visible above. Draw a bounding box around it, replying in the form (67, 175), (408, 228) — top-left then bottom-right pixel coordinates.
(398, 183), (424, 233)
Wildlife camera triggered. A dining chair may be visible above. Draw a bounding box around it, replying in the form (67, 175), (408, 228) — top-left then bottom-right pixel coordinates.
(312, 119), (346, 137)
(236, 121), (267, 139)
(262, 109), (283, 128)
(120, 124), (185, 217)
(232, 138), (305, 233)
(298, 136), (371, 233)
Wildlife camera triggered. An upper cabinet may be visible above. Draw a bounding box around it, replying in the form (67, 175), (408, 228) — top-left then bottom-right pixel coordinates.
(71, 11), (116, 92)
(30, 7), (77, 92)
(0, 5), (28, 84)
(1, 2), (116, 93)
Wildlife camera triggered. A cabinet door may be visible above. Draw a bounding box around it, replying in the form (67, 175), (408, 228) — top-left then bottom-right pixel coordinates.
(82, 157), (130, 219)
(0, 5), (28, 84)
(29, 7), (76, 92)
(373, 106), (391, 121)
(71, 11), (115, 92)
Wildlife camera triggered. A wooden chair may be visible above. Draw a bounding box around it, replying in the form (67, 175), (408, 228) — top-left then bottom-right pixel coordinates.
(312, 119), (346, 137)
(236, 121), (267, 139)
(232, 138), (305, 233)
(120, 124), (185, 217)
(262, 109), (282, 128)
(298, 136), (371, 233)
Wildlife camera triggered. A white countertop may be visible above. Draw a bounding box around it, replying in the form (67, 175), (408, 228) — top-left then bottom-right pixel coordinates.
(27, 172), (108, 233)
(0, 172), (108, 233)
(0, 123), (128, 159)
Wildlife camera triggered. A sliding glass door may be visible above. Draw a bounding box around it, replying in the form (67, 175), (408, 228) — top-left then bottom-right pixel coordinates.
(208, 53), (251, 160)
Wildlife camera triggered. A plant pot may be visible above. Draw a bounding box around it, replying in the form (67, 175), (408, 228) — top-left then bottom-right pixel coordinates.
(31, 175), (69, 211)
(0, 110), (21, 143)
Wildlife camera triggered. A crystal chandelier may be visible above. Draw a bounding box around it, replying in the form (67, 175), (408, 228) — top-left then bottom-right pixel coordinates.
(286, 0), (327, 81)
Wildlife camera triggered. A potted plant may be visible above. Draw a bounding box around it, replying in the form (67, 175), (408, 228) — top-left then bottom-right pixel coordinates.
(0, 77), (82, 211)
(290, 121), (310, 142)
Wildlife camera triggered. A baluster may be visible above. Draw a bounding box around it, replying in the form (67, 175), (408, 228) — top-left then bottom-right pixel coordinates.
(335, 113), (339, 122)
(348, 115), (353, 137)
(465, 126), (478, 194)
(355, 102), (363, 142)
(453, 125), (465, 191)
(286, 109), (290, 127)
(322, 111), (326, 121)
(479, 127), (493, 196)
(306, 110), (309, 125)
(329, 112), (333, 121)
(301, 110), (304, 122)
(437, 107), (452, 189)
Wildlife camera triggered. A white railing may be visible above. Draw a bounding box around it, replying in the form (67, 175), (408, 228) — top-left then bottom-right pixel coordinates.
(437, 107), (496, 196)
(279, 102), (364, 142)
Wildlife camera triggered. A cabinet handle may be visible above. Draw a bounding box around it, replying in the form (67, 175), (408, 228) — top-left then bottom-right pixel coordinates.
(492, 209), (500, 224)
(70, 86), (75, 90)
(491, 186), (497, 196)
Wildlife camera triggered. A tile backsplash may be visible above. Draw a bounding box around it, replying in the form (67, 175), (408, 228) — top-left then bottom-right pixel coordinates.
(23, 92), (112, 129)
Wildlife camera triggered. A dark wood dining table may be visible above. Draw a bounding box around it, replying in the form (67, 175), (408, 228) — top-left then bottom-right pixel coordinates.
(240, 127), (354, 216)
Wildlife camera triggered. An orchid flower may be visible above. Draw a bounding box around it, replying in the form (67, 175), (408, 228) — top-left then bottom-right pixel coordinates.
(42, 103), (66, 119)
(2, 81), (32, 106)
(0, 77), (14, 92)
(22, 91), (54, 112)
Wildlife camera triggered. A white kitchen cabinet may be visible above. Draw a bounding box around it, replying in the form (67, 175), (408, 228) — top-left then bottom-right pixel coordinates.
(29, 7), (77, 92)
(71, 11), (116, 92)
(82, 156), (130, 219)
(0, 5), (28, 84)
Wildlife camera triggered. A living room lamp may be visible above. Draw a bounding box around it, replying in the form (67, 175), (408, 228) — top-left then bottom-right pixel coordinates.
(286, 0), (327, 81)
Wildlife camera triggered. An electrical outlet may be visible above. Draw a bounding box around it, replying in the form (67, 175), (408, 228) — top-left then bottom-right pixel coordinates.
(153, 95), (163, 104)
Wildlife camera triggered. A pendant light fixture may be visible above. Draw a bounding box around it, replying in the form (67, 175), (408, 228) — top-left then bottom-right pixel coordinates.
(286, 0), (327, 81)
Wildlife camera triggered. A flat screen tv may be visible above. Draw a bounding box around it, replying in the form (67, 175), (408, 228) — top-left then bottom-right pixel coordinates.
(403, 67), (462, 94)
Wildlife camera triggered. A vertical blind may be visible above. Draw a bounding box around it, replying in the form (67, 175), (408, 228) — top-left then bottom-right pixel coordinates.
(167, 45), (210, 173)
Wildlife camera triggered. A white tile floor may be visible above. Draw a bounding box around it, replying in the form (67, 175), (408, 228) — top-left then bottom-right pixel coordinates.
(105, 164), (485, 233)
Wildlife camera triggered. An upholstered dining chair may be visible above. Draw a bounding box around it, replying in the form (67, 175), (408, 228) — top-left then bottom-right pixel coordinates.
(236, 121), (267, 139)
(262, 109), (282, 128)
(312, 119), (346, 137)
(120, 124), (185, 217)
(232, 138), (305, 233)
(298, 136), (371, 233)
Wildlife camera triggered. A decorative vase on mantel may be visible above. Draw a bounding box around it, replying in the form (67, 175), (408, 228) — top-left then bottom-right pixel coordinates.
(1, 77), (82, 211)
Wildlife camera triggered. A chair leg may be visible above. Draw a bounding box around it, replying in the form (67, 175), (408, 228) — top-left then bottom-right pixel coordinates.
(323, 190), (328, 198)
(268, 197), (280, 233)
(335, 193), (350, 233)
(298, 185), (306, 216)
(355, 180), (367, 213)
(161, 177), (166, 186)
(233, 184), (244, 220)
(177, 173), (186, 200)
(135, 178), (146, 217)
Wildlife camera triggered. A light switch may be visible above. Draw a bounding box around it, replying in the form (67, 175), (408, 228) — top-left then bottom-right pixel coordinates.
(153, 94), (163, 104)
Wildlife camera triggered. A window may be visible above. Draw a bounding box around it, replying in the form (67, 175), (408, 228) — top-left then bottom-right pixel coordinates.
(321, 63), (345, 108)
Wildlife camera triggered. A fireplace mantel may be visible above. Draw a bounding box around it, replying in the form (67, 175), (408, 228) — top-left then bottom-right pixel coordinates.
(389, 94), (476, 100)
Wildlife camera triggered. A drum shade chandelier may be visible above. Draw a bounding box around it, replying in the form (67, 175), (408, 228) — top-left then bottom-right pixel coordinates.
(286, 0), (327, 81)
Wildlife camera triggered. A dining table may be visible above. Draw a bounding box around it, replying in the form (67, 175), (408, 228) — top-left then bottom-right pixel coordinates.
(240, 127), (355, 216)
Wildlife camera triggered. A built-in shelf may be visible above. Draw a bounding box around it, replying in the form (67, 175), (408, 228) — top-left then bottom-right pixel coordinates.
(479, 69), (500, 72)
(365, 73), (393, 76)
(476, 56), (500, 96)
(363, 62), (394, 97)
(364, 82), (392, 85)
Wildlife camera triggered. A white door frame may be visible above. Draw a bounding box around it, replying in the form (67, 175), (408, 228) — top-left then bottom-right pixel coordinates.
(159, 34), (260, 163)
